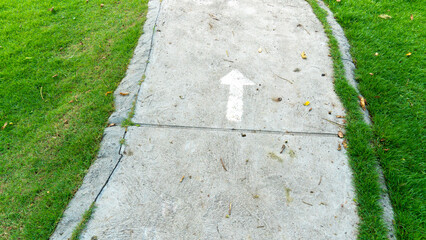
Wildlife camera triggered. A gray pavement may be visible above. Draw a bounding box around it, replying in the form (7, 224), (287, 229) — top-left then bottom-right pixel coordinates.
(52, 0), (359, 239)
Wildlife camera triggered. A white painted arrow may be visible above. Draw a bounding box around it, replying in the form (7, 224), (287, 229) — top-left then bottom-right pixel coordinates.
(221, 69), (255, 122)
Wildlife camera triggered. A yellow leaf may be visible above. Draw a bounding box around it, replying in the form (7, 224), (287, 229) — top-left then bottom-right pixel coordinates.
(105, 91), (113, 96)
(303, 101), (310, 106)
(119, 92), (129, 96)
(406, 52), (412, 56)
(379, 14), (392, 19)
(301, 52), (307, 59)
(359, 97), (366, 110)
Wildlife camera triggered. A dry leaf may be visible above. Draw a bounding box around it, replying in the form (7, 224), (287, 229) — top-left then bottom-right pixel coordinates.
(52, 74), (58, 78)
(336, 115), (345, 118)
(406, 52), (412, 56)
(379, 14), (392, 19)
(48, 7), (55, 12)
(303, 101), (310, 106)
(369, 73), (374, 76)
(105, 91), (113, 96)
(359, 97), (366, 110)
(272, 97), (282, 102)
(342, 139), (348, 149)
(301, 52), (307, 59)
(1, 122), (7, 130)
(336, 0), (341, 2)
(338, 131), (344, 138)
(108, 123), (116, 127)
(410, 14), (413, 20)
(337, 144), (342, 151)
(119, 92), (129, 96)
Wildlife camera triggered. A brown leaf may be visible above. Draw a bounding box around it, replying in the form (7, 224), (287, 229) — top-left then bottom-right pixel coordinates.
(48, 7), (55, 12)
(272, 97), (282, 102)
(369, 73), (374, 76)
(1, 122), (8, 130)
(119, 92), (129, 96)
(52, 74), (58, 78)
(342, 139), (348, 149)
(338, 131), (344, 138)
(410, 14), (413, 20)
(336, 115), (345, 118)
(337, 144), (342, 151)
(108, 123), (116, 127)
(105, 91), (113, 96)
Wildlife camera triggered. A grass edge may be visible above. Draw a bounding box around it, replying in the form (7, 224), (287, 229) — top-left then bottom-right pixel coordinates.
(305, 0), (390, 239)
(70, 203), (96, 240)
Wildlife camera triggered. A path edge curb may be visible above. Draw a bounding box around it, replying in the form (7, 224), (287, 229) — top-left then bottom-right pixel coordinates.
(49, 1), (162, 239)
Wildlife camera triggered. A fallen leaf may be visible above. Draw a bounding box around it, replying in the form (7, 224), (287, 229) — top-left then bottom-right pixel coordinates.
(303, 101), (310, 106)
(48, 7), (55, 12)
(336, 0), (341, 2)
(379, 14), (392, 19)
(105, 91), (113, 96)
(336, 115), (345, 118)
(410, 14), (413, 20)
(375, 52), (379, 56)
(342, 139), (348, 149)
(342, 119), (347, 124)
(384, 148), (389, 151)
(52, 74), (58, 78)
(272, 97), (282, 102)
(301, 52), (307, 59)
(100, 3), (104, 7)
(338, 131), (344, 138)
(359, 97), (366, 110)
(119, 92), (129, 96)
(1, 122), (7, 130)
(406, 52), (412, 56)
(369, 73), (374, 76)
(108, 123), (116, 127)
(337, 144), (342, 151)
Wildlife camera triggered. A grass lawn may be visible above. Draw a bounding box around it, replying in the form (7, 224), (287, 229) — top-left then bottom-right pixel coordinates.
(0, 0), (148, 238)
(315, 0), (425, 239)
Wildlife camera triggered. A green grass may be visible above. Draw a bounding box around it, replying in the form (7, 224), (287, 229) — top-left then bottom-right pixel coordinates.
(70, 203), (95, 240)
(0, 0), (148, 238)
(309, 0), (425, 239)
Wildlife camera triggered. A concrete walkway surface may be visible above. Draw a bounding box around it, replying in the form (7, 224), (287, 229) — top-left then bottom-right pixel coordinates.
(52, 0), (359, 239)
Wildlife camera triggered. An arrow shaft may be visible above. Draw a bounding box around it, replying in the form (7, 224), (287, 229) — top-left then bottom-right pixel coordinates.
(226, 85), (244, 122)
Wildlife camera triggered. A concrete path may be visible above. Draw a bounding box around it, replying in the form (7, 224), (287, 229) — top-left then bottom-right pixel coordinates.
(54, 0), (359, 239)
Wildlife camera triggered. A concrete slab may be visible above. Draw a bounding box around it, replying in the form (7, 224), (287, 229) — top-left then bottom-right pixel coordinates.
(54, 0), (361, 239)
(81, 126), (357, 239)
(133, 0), (345, 133)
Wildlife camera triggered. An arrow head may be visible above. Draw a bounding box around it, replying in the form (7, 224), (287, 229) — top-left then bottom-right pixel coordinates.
(220, 69), (255, 86)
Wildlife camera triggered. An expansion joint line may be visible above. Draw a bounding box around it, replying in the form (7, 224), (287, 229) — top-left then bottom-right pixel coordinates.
(133, 122), (339, 137)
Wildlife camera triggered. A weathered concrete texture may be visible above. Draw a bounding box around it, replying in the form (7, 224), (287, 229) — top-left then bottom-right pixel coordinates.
(108, 0), (161, 124)
(82, 127), (357, 239)
(50, 127), (125, 240)
(133, 0), (345, 133)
